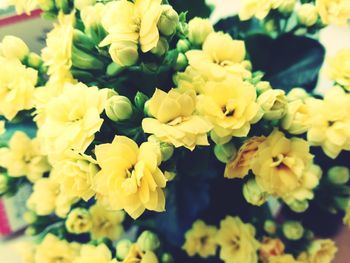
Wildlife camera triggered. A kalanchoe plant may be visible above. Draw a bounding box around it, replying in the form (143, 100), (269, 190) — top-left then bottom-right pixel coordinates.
(1, 0), (350, 262)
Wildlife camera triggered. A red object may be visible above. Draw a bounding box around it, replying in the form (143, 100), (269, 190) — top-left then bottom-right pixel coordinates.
(0, 9), (42, 27)
(0, 199), (11, 236)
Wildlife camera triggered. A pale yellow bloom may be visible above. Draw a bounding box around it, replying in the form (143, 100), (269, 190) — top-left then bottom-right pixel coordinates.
(122, 244), (159, 263)
(307, 239), (337, 263)
(327, 48), (350, 90)
(0, 35), (29, 60)
(38, 82), (108, 157)
(51, 150), (98, 201)
(35, 234), (78, 263)
(183, 220), (218, 258)
(89, 203), (125, 240)
(7, 0), (37, 15)
(252, 130), (314, 198)
(282, 99), (310, 135)
(0, 131), (50, 182)
(0, 121), (5, 135)
(16, 241), (36, 263)
(94, 136), (167, 219)
(142, 89), (212, 150)
(65, 208), (93, 234)
(0, 57), (37, 120)
(316, 0), (350, 26)
(269, 254), (302, 263)
(257, 89), (287, 120)
(259, 237), (285, 263)
(187, 17), (214, 46)
(73, 244), (116, 263)
(27, 177), (76, 217)
(42, 11), (75, 80)
(217, 216), (260, 263)
(297, 4), (319, 27)
(197, 77), (261, 140)
(81, 3), (106, 28)
(306, 86), (350, 159)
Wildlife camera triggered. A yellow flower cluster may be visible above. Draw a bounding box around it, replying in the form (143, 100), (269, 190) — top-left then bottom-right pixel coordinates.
(326, 48), (350, 90)
(316, 0), (350, 26)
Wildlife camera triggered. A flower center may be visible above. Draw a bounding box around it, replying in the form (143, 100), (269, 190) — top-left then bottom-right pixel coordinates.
(231, 235), (241, 251)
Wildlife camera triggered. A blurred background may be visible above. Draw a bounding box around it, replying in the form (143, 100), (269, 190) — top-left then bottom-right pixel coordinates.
(0, 0), (349, 262)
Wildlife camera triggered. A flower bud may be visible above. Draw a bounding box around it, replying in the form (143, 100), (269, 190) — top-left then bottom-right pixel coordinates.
(65, 208), (92, 234)
(297, 4), (318, 27)
(109, 41), (138, 67)
(214, 142), (237, 163)
(157, 5), (179, 36)
(164, 171), (176, 181)
(23, 210), (37, 224)
(134, 92), (149, 110)
(263, 19), (278, 33)
(282, 221), (304, 240)
(72, 44), (104, 70)
(25, 226), (36, 236)
(0, 173), (9, 194)
(175, 53), (188, 71)
(105, 96), (133, 122)
(137, 231), (160, 252)
(287, 88), (309, 101)
(161, 253), (174, 263)
(281, 100), (309, 135)
(74, 0), (95, 10)
(278, 0), (296, 15)
(27, 52), (43, 69)
(176, 39), (191, 53)
(243, 179), (267, 206)
(188, 17), (214, 46)
(116, 239), (132, 260)
(0, 35), (29, 61)
(264, 220), (277, 235)
(328, 166), (350, 185)
(287, 199), (309, 213)
(36, 0), (55, 11)
(160, 143), (174, 162)
(258, 89), (287, 120)
(256, 81), (272, 94)
(151, 37), (169, 56)
(210, 130), (232, 145)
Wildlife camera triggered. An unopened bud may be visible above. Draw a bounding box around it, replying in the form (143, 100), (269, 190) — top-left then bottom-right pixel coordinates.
(157, 5), (179, 36)
(160, 143), (174, 162)
(109, 42), (138, 67)
(162, 253), (174, 263)
(137, 231), (160, 252)
(282, 221), (304, 240)
(258, 89), (287, 120)
(278, 0), (296, 15)
(287, 88), (309, 101)
(65, 208), (92, 234)
(116, 239), (132, 260)
(175, 53), (188, 71)
(287, 199), (309, 213)
(55, 0), (69, 13)
(328, 166), (350, 185)
(256, 81), (272, 94)
(151, 37), (169, 56)
(164, 171), (176, 181)
(134, 92), (149, 111)
(0, 174), (9, 194)
(264, 220), (277, 235)
(23, 210), (37, 224)
(0, 35), (29, 61)
(188, 17), (213, 46)
(297, 4), (318, 27)
(176, 39), (191, 53)
(74, 0), (96, 10)
(105, 96), (133, 122)
(210, 130), (232, 145)
(27, 52), (43, 69)
(243, 179), (267, 206)
(214, 142), (237, 163)
(25, 226), (36, 236)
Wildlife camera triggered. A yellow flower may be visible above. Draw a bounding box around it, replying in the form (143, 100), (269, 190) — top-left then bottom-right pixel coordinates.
(38, 82), (108, 156)
(0, 57), (37, 120)
(186, 32), (250, 80)
(0, 35), (29, 61)
(197, 77), (260, 140)
(316, 0), (350, 26)
(51, 150), (98, 201)
(297, 4), (319, 27)
(73, 244), (116, 263)
(187, 17), (214, 46)
(269, 254), (302, 263)
(217, 216), (260, 263)
(326, 48), (350, 90)
(257, 89), (287, 120)
(142, 89), (212, 150)
(94, 136), (167, 219)
(306, 86), (350, 159)
(239, 0), (275, 21)
(0, 121), (5, 135)
(122, 244), (159, 263)
(81, 3), (106, 28)
(0, 131), (50, 182)
(42, 11), (75, 80)
(259, 237), (285, 263)
(281, 100), (310, 135)
(65, 208), (93, 234)
(251, 130), (314, 198)
(175, 66), (207, 94)
(100, 0), (162, 65)
(27, 177), (76, 217)
(6, 0), (37, 15)
(34, 234), (78, 263)
(183, 220), (218, 258)
(89, 202), (125, 240)
(343, 200), (350, 227)
(307, 239), (337, 263)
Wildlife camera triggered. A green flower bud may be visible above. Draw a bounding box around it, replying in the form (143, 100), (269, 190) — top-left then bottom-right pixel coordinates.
(256, 81), (272, 95)
(116, 239), (132, 260)
(176, 39), (191, 53)
(278, 0), (296, 15)
(36, 0), (55, 11)
(264, 220), (277, 235)
(0, 35), (29, 61)
(188, 17), (213, 46)
(23, 210), (38, 224)
(210, 130), (232, 145)
(109, 42), (139, 67)
(73, 29), (96, 52)
(160, 143), (174, 162)
(334, 196), (349, 210)
(263, 19), (278, 33)
(55, 0), (69, 13)
(137, 231), (160, 252)
(282, 221), (304, 240)
(287, 88), (310, 102)
(65, 208), (92, 234)
(27, 52), (43, 69)
(157, 5), (179, 36)
(25, 226), (36, 236)
(258, 89), (287, 120)
(328, 166), (350, 185)
(105, 96), (133, 122)
(243, 179), (267, 206)
(175, 53), (188, 71)
(287, 199), (309, 213)
(72, 44), (104, 70)
(161, 253), (174, 263)
(297, 4), (318, 27)
(151, 37), (169, 56)
(214, 142), (237, 163)
(134, 92), (149, 111)
(0, 173), (9, 194)
(74, 0), (96, 10)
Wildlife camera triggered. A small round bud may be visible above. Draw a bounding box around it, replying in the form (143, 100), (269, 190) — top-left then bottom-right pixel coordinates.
(176, 39), (191, 53)
(27, 52), (43, 69)
(188, 17), (213, 46)
(278, 0), (296, 15)
(263, 19), (278, 33)
(264, 220), (277, 235)
(243, 179), (267, 206)
(116, 239), (132, 260)
(151, 37), (169, 56)
(258, 89), (287, 120)
(0, 174), (9, 194)
(297, 4), (318, 27)
(157, 5), (179, 36)
(287, 199), (309, 213)
(327, 166), (350, 185)
(282, 221), (304, 240)
(210, 130), (232, 145)
(256, 81), (272, 94)
(23, 211), (37, 224)
(105, 96), (133, 122)
(25, 226), (36, 236)
(65, 208), (92, 234)
(287, 88), (309, 102)
(0, 35), (29, 61)
(137, 231), (160, 252)
(242, 60), (252, 71)
(175, 53), (188, 71)
(74, 0), (95, 10)
(109, 42), (138, 67)
(214, 142), (237, 163)
(161, 253), (174, 263)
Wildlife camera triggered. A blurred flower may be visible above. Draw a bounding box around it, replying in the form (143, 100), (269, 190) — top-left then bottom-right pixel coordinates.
(0, 35), (29, 61)
(89, 202), (125, 240)
(259, 237), (285, 263)
(282, 221), (304, 240)
(297, 4), (319, 27)
(327, 166), (349, 184)
(7, 0), (37, 15)
(183, 220), (218, 258)
(316, 0), (350, 26)
(81, 3), (106, 27)
(258, 89), (287, 121)
(306, 239), (337, 263)
(217, 216), (260, 263)
(73, 244), (116, 263)
(74, 0), (95, 10)
(287, 88), (310, 102)
(66, 208), (93, 234)
(326, 48), (350, 90)
(188, 17), (214, 46)
(142, 89), (212, 150)
(282, 99), (310, 135)
(269, 254), (301, 263)
(123, 244), (159, 263)
(116, 240), (133, 260)
(243, 179), (268, 206)
(137, 231), (160, 252)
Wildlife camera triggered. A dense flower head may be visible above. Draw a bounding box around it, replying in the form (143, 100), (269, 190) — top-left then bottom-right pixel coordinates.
(142, 88), (212, 150)
(217, 216), (260, 263)
(183, 220), (218, 258)
(326, 48), (350, 90)
(0, 56), (37, 120)
(316, 0), (350, 26)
